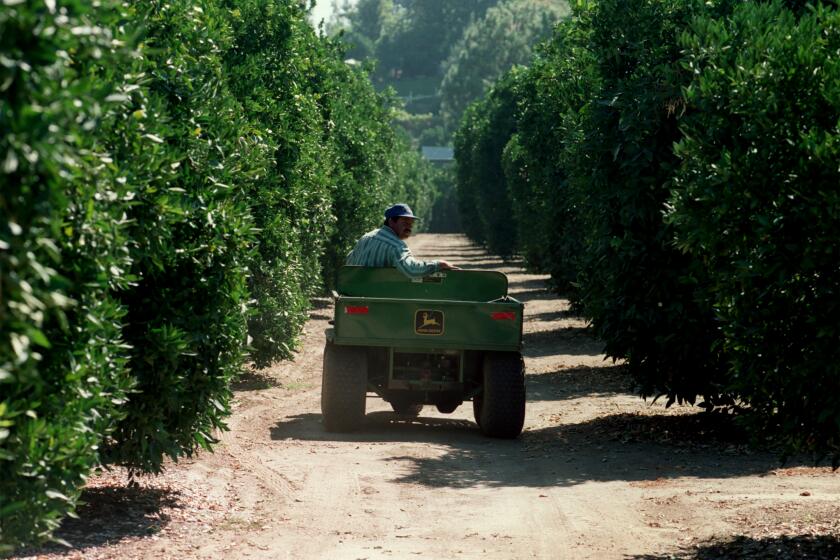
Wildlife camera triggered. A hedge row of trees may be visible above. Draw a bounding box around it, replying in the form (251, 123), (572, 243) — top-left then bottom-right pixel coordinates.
(1, 0), (433, 551)
(456, 0), (840, 463)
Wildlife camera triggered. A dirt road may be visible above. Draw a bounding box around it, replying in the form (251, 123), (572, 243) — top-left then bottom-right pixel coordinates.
(26, 234), (840, 560)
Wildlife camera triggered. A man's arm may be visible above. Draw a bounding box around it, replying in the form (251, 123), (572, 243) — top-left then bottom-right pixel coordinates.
(395, 248), (439, 279)
(393, 247), (461, 278)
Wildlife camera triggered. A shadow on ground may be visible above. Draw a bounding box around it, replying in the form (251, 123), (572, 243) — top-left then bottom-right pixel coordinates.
(628, 534), (840, 559)
(308, 311), (332, 321)
(507, 277), (551, 292)
(458, 261), (520, 272)
(15, 484), (179, 556)
(524, 326), (604, 357)
(383, 411), (790, 489)
(526, 364), (632, 402)
(270, 408), (808, 490)
(417, 247), (487, 259)
(441, 252), (506, 261)
(232, 369), (281, 391)
(511, 287), (558, 304)
(271, 411), (484, 446)
(306, 297), (334, 321)
(310, 297), (332, 308)
(525, 309), (577, 323)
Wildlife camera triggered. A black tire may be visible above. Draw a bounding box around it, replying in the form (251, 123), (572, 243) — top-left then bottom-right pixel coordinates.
(472, 396), (483, 427)
(390, 399), (423, 417)
(435, 401), (459, 414)
(321, 342), (367, 432)
(478, 351), (525, 438)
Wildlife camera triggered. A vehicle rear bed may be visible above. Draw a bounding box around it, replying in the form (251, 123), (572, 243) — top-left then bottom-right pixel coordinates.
(330, 267), (523, 352)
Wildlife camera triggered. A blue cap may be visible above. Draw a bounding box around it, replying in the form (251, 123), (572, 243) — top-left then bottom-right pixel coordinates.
(384, 203), (419, 220)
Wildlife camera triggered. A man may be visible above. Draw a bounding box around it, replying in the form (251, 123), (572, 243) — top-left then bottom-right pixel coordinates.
(346, 203), (458, 278)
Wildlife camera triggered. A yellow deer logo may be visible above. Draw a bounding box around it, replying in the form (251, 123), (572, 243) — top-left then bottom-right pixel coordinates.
(415, 310), (444, 335)
(420, 312), (440, 328)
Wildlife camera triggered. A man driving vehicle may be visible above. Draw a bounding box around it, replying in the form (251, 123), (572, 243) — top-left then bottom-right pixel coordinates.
(345, 203), (458, 279)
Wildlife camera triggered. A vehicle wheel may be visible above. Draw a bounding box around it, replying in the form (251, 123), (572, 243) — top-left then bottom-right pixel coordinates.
(321, 342), (367, 432)
(435, 401), (459, 414)
(390, 396), (423, 417)
(478, 351), (525, 438)
(472, 395), (483, 427)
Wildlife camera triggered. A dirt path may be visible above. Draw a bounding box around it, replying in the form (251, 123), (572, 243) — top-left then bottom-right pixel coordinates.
(23, 234), (840, 559)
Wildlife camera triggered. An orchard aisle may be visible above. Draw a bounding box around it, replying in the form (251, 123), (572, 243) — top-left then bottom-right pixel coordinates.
(25, 235), (839, 560)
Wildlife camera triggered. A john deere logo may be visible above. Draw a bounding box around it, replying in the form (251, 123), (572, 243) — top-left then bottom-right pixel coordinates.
(415, 310), (444, 335)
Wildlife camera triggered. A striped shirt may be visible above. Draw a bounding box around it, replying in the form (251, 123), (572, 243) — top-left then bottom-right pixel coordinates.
(346, 227), (439, 279)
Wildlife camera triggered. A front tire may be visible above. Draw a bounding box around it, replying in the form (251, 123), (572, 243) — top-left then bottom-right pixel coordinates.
(321, 342), (367, 432)
(478, 351), (525, 438)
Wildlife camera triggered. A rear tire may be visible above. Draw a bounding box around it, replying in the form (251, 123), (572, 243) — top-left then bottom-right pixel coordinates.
(472, 396), (483, 427)
(321, 342), (367, 432)
(478, 351), (525, 438)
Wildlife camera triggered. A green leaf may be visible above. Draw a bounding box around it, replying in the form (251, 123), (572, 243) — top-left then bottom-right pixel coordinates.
(45, 490), (71, 502)
(26, 328), (51, 349)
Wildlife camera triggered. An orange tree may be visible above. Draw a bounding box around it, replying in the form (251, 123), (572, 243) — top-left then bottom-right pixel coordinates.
(2, 0), (434, 551)
(454, 70), (522, 258)
(221, 1), (435, 362)
(0, 0), (135, 548)
(220, 0), (333, 366)
(555, 0), (733, 406)
(671, 0), (840, 463)
(502, 16), (598, 290)
(459, 0), (732, 403)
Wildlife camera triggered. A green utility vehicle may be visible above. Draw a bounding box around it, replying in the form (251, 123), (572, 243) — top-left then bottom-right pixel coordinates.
(321, 266), (526, 438)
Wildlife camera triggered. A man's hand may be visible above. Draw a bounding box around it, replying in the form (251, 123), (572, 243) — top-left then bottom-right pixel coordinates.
(437, 260), (460, 271)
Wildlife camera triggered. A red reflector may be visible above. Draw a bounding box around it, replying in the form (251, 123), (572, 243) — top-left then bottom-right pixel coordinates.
(345, 306), (369, 315)
(492, 311), (516, 320)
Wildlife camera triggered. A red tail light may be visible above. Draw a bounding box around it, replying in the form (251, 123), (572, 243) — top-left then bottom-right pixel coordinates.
(491, 311), (516, 320)
(345, 305), (369, 315)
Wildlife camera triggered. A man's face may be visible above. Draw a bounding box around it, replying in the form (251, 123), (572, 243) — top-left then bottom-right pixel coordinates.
(390, 216), (416, 240)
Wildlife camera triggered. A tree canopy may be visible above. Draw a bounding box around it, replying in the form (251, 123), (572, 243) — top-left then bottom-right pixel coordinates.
(440, 0), (568, 129)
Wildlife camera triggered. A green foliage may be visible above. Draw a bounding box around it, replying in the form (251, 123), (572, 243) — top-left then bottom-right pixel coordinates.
(316, 39), (401, 292)
(458, 0), (840, 462)
(569, 0), (731, 405)
(340, 28), (377, 61)
(453, 104), (487, 245)
(220, 1), (428, 350)
(386, 131), (438, 233)
(502, 17), (597, 286)
(440, 0), (568, 130)
(428, 167), (462, 234)
(372, 0), (502, 79)
(0, 1), (134, 549)
(346, 0), (393, 41)
(101, 1), (259, 474)
(456, 0), (730, 401)
(391, 109), (444, 145)
(454, 71), (522, 257)
(671, 1), (840, 462)
(4, 0), (425, 549)
(334, 0), (504, 145)
(221, 0), (332, 366)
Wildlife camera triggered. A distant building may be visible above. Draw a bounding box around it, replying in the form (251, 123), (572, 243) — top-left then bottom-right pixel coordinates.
(421, 146), (454, 165)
